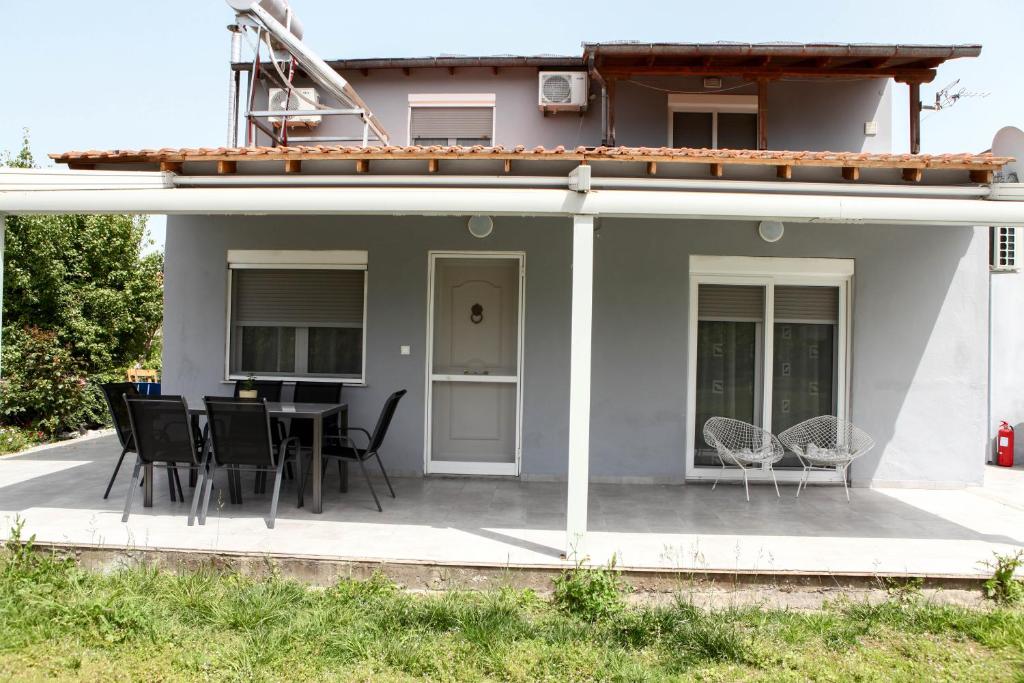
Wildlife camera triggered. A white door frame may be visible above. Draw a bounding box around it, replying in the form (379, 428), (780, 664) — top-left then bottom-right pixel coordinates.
(685, 255), (854, 483)
(424, 251), (526, 476)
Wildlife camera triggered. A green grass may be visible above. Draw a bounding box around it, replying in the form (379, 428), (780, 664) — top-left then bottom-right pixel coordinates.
(1, 529), (1023, 682)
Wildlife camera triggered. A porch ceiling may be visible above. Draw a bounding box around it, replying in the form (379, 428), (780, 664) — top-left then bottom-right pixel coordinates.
(51, 145), (1010, 185)
(583, 42), (981, 83)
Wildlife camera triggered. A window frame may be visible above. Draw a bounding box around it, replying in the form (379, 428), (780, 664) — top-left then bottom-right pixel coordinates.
(407, 93), (496, 146)
(667, 94), (758, 149)
(685, 256), (854, 483)
(224, 250), (369, 385)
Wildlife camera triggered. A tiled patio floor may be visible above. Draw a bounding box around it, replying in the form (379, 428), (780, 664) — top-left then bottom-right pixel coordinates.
(1, 433), (1021, 577)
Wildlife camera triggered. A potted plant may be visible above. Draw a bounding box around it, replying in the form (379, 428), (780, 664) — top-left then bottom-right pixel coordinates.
(238, 374), (259, 399)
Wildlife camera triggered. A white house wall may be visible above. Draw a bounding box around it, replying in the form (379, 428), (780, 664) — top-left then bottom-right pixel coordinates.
(990, 269), (1024, 463)
(163, 215), (987, 487)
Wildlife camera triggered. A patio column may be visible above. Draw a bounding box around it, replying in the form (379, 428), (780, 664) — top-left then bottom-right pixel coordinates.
(565, 214), (594, 558)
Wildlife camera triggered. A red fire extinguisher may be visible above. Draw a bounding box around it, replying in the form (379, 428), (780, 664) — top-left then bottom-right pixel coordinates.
(997, 421), (1015, 468)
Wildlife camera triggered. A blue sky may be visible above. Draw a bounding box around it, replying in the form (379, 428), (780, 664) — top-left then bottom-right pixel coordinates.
(2, 0), (1021, 249)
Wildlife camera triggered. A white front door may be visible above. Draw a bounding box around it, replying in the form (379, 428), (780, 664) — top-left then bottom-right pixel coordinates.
(426, 253), (524, 475)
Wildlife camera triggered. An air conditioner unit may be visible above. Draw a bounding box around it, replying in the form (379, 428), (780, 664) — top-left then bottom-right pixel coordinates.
(538, 72), (588, 112)
(267, 87), (321, 127)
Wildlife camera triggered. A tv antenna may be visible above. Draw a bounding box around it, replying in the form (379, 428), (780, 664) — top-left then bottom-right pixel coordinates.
(922, 79), (988, 111)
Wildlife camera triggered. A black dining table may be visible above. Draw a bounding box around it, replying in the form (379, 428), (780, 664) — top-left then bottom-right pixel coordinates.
(177, 401), (348, 514)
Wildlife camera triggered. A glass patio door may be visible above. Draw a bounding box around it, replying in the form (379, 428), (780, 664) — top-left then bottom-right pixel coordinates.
(687, 258), (851, 482)
(426, 254), (523, 476)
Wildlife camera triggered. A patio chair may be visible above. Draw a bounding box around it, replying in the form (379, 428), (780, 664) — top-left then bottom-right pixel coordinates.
(232, 379), (283, 401)
(306, 389), (405, 512)
(778, 415), (875, 501)
(289, 381), (344, 448)
(197, 397), (301, 528)
(702, 416), (784, 501)
(100, 382), (141, 499)
(121, 395), (206, 523)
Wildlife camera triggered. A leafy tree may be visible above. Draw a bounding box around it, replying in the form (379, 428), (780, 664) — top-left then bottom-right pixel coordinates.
(1, 133), (163, 434)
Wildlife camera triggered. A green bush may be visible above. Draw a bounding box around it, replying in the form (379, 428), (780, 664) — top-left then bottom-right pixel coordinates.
(983, 551), (1024, 605)
(0, 134), (163, 437)
(0, 326), (95, 435)
(552, 555), (630, 621)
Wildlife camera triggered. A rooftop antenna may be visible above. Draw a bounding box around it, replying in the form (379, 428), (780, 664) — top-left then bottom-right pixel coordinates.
(226, 0), (390, 146)
(922, 79), (989, 111)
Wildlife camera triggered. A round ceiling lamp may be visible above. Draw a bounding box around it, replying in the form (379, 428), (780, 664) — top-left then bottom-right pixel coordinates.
(758, 220), (785, 243)
(468, 215), (494, 239)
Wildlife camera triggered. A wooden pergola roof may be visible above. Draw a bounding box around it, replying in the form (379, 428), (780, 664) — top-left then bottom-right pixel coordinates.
(583, 42), (981, 83)
(51, 145), (1010, 184)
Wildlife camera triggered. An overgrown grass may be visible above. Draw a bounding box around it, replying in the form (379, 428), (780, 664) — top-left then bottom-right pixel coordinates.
(1, 525), (1023, 681)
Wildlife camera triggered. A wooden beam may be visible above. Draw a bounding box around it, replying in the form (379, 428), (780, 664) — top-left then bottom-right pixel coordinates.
(841, 166), (860, 181)
(447, 66), (455, 76)
(402, 67), (410, 76)
(757, 79), (769, 150)
(284, 159), (302, 174)
(606, 79), (617, 146)
(217, 160), (236, 174)
(776, 164), (792, 179)
(598, 65), (937, 83)
(646, 161), (657, 176)
(359, 68), (369, 77)
(709, 163), (724, 177)
(355, 159), (369, 173)
(970, 169), (993, 184)
(902, 167), (923, 182)
(67, 162), (95, 170)
(492, 66), (499, 76)
(503, 159), (512, 174)
(909, 81), (922, 155)
(159, 161), (183, 174)
(427, 158), (439, 173)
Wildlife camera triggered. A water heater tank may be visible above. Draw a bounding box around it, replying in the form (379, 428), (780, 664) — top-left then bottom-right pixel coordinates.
(227, 0), (303, 40)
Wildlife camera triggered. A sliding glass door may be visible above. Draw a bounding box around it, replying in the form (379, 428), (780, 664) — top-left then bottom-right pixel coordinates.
(687, 257), (851, 481)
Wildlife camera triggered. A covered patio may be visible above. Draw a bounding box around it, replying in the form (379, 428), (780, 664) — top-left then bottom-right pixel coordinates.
(1, 433), (1021, 578)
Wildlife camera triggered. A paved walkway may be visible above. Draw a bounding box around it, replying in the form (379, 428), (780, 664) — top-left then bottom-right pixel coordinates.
(0, 434), (1021, 577)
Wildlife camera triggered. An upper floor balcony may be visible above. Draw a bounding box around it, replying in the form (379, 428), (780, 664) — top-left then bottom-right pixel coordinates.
(238, 42), (979, 156)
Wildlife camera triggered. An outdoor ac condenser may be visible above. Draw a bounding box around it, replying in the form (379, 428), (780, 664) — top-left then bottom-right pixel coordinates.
(267, 87), (321, 127)
(538, 72), (588, 112)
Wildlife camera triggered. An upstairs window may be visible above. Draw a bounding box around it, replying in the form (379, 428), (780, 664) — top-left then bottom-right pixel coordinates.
(668, 94), (757, 150)
(409, 93), (495, 146)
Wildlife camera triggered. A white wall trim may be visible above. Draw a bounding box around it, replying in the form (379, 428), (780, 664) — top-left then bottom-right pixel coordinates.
(227, 249), (367, 269)
(691, 255), (855, 278)
(408, 93), (497, 107)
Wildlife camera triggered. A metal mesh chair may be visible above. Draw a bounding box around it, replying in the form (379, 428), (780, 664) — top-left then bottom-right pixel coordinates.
(778, 415), (875, 501)
(702, 416), (784, 501)
(311, 390), (405, 512)
(121, 395), (205, 522)
(198, 397), (300, 528)
(100, 382), (140, 499)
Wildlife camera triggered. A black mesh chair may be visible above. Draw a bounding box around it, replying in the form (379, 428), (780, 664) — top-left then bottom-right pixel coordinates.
(121, 395), (206, 523)
(289, 381), (344, 448)
(314, 390), (405, 512)
(197, 397), (300, 529)
(233, 380), (283, 401)
(100, 382), (140, 499)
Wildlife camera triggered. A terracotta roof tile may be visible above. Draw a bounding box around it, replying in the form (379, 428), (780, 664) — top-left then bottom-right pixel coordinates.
(49, 145), (1011, 171)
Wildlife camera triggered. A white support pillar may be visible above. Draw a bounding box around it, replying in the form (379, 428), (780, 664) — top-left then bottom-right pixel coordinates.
(565, 214), (594, 559)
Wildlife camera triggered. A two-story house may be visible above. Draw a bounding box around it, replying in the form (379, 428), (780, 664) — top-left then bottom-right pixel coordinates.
(4, 0), (1022, 555)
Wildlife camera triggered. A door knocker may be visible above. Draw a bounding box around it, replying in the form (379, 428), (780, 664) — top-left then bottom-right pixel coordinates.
(470, 303), (484, 324)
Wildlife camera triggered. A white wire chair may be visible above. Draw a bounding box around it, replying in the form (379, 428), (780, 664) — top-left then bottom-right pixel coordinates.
(702, 417), (784, 501)
(777, 415), (875, 501)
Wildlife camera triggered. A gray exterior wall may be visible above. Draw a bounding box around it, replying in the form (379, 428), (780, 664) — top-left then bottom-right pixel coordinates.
(164, 216), (986, 487)
(253, 68), (892, 153)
